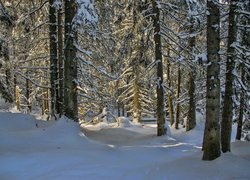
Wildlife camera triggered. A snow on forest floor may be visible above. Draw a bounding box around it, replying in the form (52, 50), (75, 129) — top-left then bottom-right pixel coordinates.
(0, 104), (250, 179)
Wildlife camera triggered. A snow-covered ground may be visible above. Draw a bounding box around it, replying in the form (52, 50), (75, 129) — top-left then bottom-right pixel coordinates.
(0, 101), (250, 179)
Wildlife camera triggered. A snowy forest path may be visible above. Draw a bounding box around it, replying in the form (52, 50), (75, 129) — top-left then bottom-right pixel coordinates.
(80, 124), (197, 151)
(82, 127), (154, 146)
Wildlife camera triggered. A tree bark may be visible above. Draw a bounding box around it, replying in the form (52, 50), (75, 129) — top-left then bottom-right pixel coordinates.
(152, 0), (166, 136)
(186, 70), (196, 131)
(64, 0), (78, 121)
(221, 0), (238, 153)
(133, 74), (141, 123)
(186, 22), (196, 131)
(49, 0), (58, 118)
(236, 65), (245, 140)
(166, 51), (174, 126)
(236, 0), (250, 140)
(57, 5), (64, 117)
(25, 70), (32, 112)
(202, 0), (221, 161)
(175, 65), (181, 129)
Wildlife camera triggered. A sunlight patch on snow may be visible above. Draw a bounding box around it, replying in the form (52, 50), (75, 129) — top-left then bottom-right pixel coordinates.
(107, 144), (116, 148)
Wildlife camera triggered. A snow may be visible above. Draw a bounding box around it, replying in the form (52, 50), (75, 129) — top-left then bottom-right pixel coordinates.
(52, 0), (62, 10)
(0, 101), (250, 179)
(74, 0), (98, 29)
(116, 116), (133, 128)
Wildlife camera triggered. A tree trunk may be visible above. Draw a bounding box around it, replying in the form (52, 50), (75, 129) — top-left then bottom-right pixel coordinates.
(64, 0), (78, 121)
(133, 74), (141, 123)
(236, 0), (250, 139)
(49, 0), (58, 118)
(57, 5), (64, 117)
(42, 89), (49, 115)
(175, 65), (181, 129)
(25, 70), (32, 112)
(152, 0), (166, 136)
(122, 104), (125, 116)
(118, 103), (120, 117)
(15, 85), (21, 111)
(221, 0), (238, 153)
(5, 69), (11, 87)
(126, 77), (131, 117)
(236, 65), (245, 140)
(186, 22), (196, 131)
(116, 80), (121, 117)
(166, 52), (174, 126)
(13, 74), (20, 110)
(186, 70), (196, 131)
(202, 0), (221, 161)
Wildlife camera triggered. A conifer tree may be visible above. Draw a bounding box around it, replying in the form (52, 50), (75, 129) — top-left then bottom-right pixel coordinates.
(202, 0), (221, 160)
(152, 0), (166, 136)
(49, 0), (58, 118)
(221, 0), (239, 153)
(64, 0), (78, 121)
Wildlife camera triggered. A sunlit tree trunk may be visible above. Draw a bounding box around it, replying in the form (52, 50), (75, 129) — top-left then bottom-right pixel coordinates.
(125, 77), (132, 117)
(42, 88), (50, 116)
(64, 0), (78, 121)
(133, 74), (141, 123)
(57, 5), (64, 117)
(202, 0), (221, 161)
(152, 0), (166, 136)
(49, 0), (58, 118)
(15, 85), (21, 111)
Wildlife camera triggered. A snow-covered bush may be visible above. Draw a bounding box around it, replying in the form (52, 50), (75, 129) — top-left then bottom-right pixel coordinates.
(117, 117), (132, 128)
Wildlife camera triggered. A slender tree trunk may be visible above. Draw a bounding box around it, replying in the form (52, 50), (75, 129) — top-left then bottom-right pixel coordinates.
(122, 104), (125, 116)
(221, 0), (238, 153)
(175, 65), (181, 129)
(236, 65), (245, 140)
(12, 34), (17, 107)
(4, 28), (11, 89)
(57, 5), (64, 117)
(116, 80), (121, 117)
(118, 103), (120, 117)
(186, 70), (196, 131)
(202, 0), (221, 161)
(152, 0), (166, 136)
(186, 25), (196, 131)
(49, 0), (58, 118)
(25, 70), (31, 112)
(133, 74), (141, 123)
(64, 0), (78, 121)
(2, 39), (12, 103)
(166, 52), (174, 126)
(5, 69), (11, 87)
(42, 89), (50, 115)
(15, 85), (21, 111)
(42, 90), (46, 115)
(14, 74), (20, 110)
(126, 77), (131, 117)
